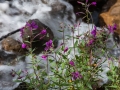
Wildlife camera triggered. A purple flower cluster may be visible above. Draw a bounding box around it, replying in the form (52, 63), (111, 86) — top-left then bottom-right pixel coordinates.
(18, 70), (28, 79)
(91, 2), (96, 6)
(22, 70), (28, 75)
(45, 40), (53, 51)
(108, 24), (117, 33)
(91, 26), (97, 38)
(21, 43), (27, 49)
(40, 29), (47, 35)
(20, 27), (24, 37)
(64, 47), (68, 53)
(20, 21), (38, 37)
(72, 71), (82, 80)
(11, 69), (28, 79)
(87, 39), (94, 46)
(69, 60), (75, 66)
(69, 61), (82, 80)
(41, 55), (48, 60)
(17, 76), (23, 79)
(11, 70), (16, 77)
(26, 21), (38, 30)
(39, 29), (47, 39)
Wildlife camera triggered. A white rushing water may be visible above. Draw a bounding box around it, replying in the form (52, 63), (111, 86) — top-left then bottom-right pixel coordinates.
(0, 0), (119, 90)
(0, 0), (76, 39)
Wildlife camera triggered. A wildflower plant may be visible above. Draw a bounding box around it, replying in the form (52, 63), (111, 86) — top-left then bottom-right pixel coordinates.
(105, 61), (120, 90)
(77, 0), (96, 23)
(13, 1), (120, 90)
(14, 20), (54, 90)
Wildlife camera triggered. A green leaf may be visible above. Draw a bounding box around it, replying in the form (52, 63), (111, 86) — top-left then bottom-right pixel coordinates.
(24, 40), (30, 44)
(37, 65), (41, 70)
(107, 86), (117, 88)
(61, 63), (66, 69)
(49, 59), (54, 63)
(16, 69), (22, 75)
(87, 83), (92, 89)
(74, 40), (78, 47)
(67, 47), (72, 55)
(58, 30), (63, 32)
(62, 54), (68, 60)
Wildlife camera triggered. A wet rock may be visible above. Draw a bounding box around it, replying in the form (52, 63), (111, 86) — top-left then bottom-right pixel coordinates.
(48, 0), (75, 24)
(35, 0), (75, 22)
(100, 0), (120, 34)
(0, 0), (7, 3)
(14, 82), (28, 90)
(0, 50), (17, 65)
(1, 37), (25, 54)
(97, 87), (105, 90)
(68, 0), (108, 25)
(102, 0), (117, 12)
(23, 19), (54, 42)
(22, 19), (58, 54)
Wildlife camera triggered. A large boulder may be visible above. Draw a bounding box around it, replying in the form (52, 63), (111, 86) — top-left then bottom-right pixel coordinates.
(100, 0), (120, 34)
(22, 19), (57, 54)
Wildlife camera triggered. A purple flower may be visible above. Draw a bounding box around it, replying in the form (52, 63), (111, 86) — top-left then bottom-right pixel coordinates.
(64, 47), (68, 53)
(113, 24), (117, 30)
(72, 71), (82, 80)
(40, 29), (47, 35)
(86, 0), (88, 3)
(17, 76), (23, 79)
(10, 71), (15, 77)
(108, 24), (117, 33)
(20, 27), (24, 37)
(69, 60), (75, 66)
(22, 70), (28, 75)
(41, 55), (48, 60)
(21, 43), (27, 49)
(87, 39), (94, 46)
(91, 2), (96, 6)
(26, 21), (38, 30)
(44, 40), (53, 51)
(91, 26), (97, 38)
(108, 25), (113, 33)
(60, 42), (64, 46)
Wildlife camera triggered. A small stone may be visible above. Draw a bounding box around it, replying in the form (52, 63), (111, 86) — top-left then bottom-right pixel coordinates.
(1, 37), (25, 54)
